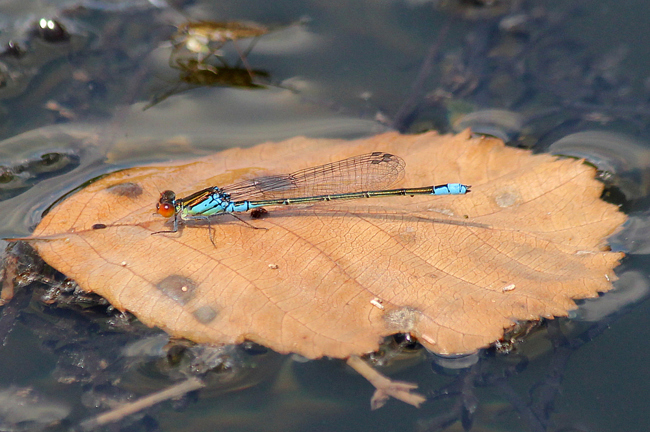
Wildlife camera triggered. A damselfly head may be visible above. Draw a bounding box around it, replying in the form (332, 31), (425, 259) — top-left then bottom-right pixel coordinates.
(157, 190), (177, 218)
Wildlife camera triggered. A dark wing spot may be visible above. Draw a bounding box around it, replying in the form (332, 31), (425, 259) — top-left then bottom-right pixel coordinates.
(156, 275), (196, 305)
(107, 182), (143, 198)
(192, 305), (219, 324)
(92, 223), (107, 230)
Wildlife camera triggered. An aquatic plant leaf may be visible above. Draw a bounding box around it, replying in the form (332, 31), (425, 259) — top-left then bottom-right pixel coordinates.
(32, 131), (625, 359)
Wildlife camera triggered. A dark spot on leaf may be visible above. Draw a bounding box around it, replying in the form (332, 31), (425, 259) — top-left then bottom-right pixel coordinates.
(193, 305), (219, 324)
(92, 223), (107, 230)
(384, 307), (420, 332)
(494, 189), (522, 208)
(156, 275), (196, 305)
(250, 208), (268, 219)
(107, 182), (143, 198)
(398, 228), (417, 244)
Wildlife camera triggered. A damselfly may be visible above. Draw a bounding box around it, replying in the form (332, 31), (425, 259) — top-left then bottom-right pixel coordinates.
(155, 152), (470, 235)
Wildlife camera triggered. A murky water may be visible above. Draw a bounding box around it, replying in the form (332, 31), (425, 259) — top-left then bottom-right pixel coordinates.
(1, 0), (650, 431)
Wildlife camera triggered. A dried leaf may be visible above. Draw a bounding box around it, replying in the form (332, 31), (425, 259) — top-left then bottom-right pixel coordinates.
(31, 131), (625, 358)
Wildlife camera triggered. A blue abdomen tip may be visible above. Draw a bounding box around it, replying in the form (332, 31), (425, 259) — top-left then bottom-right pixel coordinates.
(445, 183), (469, 194)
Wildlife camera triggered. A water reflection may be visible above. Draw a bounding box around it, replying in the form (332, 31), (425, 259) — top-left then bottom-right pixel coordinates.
(144, 61), (270, 110)
(549, 131), (650, 200)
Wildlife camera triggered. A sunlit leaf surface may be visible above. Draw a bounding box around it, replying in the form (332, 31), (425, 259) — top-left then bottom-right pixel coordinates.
(32, 131), (626, 358)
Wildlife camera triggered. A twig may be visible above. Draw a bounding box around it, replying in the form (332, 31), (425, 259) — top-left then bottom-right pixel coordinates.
(78, 377), (206, 430)
(347, 355), (426, 409)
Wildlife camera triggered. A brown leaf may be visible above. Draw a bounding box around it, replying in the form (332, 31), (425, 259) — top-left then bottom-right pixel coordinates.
(31, 131), (625, 358)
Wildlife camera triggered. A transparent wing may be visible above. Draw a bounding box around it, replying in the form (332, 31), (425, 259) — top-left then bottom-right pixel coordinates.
(221, 152), (406, 201)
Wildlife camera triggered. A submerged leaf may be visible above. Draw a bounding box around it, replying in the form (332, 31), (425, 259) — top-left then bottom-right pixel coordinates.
(31, 131), (625, 358)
